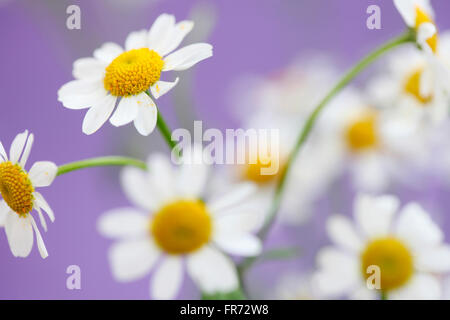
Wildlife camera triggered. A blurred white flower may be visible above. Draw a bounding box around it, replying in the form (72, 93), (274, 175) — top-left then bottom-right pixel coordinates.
(58, 13), (213, 136)
(98, 148), (263, 299)
(0, 130), (57, 259)
(274, 272), (322, 300)
(313, 194), (450, 299)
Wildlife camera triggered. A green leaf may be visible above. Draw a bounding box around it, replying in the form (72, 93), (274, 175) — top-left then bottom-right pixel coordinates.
(202, 288), (246, 300)
(258, 247), (300, 261)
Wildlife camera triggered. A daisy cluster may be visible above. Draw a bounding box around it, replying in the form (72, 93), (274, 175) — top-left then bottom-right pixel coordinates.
(1, 0), (450, 300)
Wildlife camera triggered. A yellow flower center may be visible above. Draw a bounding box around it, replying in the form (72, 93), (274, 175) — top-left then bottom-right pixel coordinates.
(361, 237), (414, 291)
(151, 200), (212, 255)
(0, 161), (34, 215)
(415, 6), (438, 53)
(404, 68), (433, 104)
(345, 113), (378, 152)
(104, 48), (164, 97)
(243, 155), (284, 185)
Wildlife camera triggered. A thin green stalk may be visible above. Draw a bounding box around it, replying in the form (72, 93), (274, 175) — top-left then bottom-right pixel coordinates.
(57, 156), (147, 176)
(237, 31), (415, 280)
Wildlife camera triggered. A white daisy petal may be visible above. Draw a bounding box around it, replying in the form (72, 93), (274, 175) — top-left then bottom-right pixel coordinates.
(82, 94), (117, 135)
(417, 22), (437, 52)
(389, 273), (441, 300)
(9, 130), (28, 164)
(19, 132), (33, 168)
(109, 239), (160, 282)
(148, 14), (176, 54)
(93, 42), (123, 64)
(326, 215), (362, 252)
(416, 245), (450, 273)
(213, 234), (262, 256)
(0, 200), (10, 226)
(109, 96), (140, 127)
(176, 146), (209, 199)
(151, 256), (183, 300)
(120, 167), (156, 211)
(354, 194), (399, 239)
(28, 161), (57, 187)
(0, 140), (8, 161)
(162, 43), (213, 71)
(157, 21), (194, 56)
(98, 208), (148, 239)
(187, 245), (238, 294)
(133, 93), (158, 136)
(33, 192), (55, 222)
(393, 0), (416, 27)
(35, 205), (47, 232)
(150, 78), (179, 99)
(214, 209), (264, 235)
(208, 183), (256, 213)
(5, 212), (34, 258)
(146, 154), (175, 205)
(73, 57), (105, 80)
(30, 215), (48, 259)
(395, 203), (443, 250)
(58, 80), (107, 110)
(125, 29), (148, 51)
(349, 285), (378, 300)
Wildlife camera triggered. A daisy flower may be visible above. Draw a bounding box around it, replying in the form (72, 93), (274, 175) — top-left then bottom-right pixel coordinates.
(98, 148), (263, 299)
(0, 130), (57, 259)
(274, 272), (322, 300)
(313, 194), (450, 299)
(58, 13), (213, 136)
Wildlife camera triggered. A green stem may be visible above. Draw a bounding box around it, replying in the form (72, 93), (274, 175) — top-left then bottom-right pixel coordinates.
(57, 156), (147, 176)
(237, 31), (415, 280)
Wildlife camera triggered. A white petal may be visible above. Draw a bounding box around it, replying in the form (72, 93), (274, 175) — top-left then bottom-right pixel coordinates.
(9, 130), (28, 164)
(146, 154), (175, 205)
(162, 43), (213, 71)
(120, 167), (156, 211)
(133, 93), (158, 136)
(208, 183), (256, 213)
(417, 22), (437, 52)
(98, 208), (148, 239)
(93, 42), (123, 64)
(151, 256), (183, 300)
(5, 212), (34, 258)
(389, 273), (441, 300)
(148, 14), (176, 54)
(354, 194), (399, 239)
(213, 234), (262, 256)
(326, 215), (362, 252)
(28, 161), (57, 187)
(82, 94), (117, 135)
(176, 146), (209, 199)
(393, 0), (416, 27)
(109, 96), (139, 127)
(395, 203), (443, 250)
(0, 201), (9, 226)
(19, 133), (33, 168)
(125, 29), (148, 51)
(150, 78), (179, 99)
(109, 239), (159, 282)
(30, 215), (48, 259)
(186, 246), (238, 294)
(0, 140), (8, 161)
(35, 205), (47, 232)
(33, 192), (55, 222)
(416, 245), (450, 273)
(349, 285), (378, 300)
(73, 57), (105, 80)
(157, 21), (194, 56)
(58, 79), (107, 110)
(213, 209), (264, 235)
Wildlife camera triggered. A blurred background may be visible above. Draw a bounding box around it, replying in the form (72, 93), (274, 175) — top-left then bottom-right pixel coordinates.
(1, 0), (450, 299)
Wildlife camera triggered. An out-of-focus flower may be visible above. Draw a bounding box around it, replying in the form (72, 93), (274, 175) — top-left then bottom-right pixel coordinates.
(274, 272), (322, 300)
(98, 148), (262, 299)
(58, 13), (213, 136)
(0, 131), (57, 259)
(313, 194), (450, 299)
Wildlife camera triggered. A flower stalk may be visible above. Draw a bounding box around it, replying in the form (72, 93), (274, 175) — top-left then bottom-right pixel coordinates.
(57, 156), (147, 176)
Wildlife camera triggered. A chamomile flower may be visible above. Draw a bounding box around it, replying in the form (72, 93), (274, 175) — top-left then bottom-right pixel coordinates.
(274, 272), (322, 300)
(98, 148), (262, 299)
(0, 131), (57, 259)
(58, 13), (213, 136)
(313, 194), (450, 299)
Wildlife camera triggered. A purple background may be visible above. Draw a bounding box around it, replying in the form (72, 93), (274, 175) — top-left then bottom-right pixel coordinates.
(1, 0), (450, 299)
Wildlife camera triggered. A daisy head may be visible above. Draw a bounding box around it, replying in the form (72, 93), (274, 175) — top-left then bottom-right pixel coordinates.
(98, 147), (263, 299)
(314, 194), (450, 299)
(0, 130), (57, 259)
(58, 13), (213, 136)
(394, 0), (438, 53)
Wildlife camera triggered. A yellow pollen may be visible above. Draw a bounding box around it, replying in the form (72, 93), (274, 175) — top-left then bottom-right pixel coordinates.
(345, 113), (378, 152)
(151, 200), (212, 255)
(361, 237), (414, 291)
(243, 155), (284, 185)
(404, 68), (433, 104)
(0, 161), (34, 216)
(415, 6), (438, 53)
(104, 48), (164, 97)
